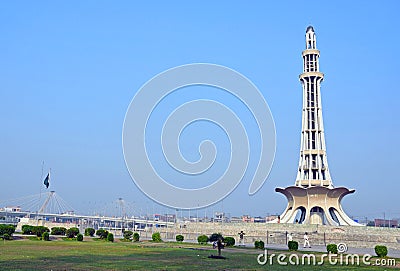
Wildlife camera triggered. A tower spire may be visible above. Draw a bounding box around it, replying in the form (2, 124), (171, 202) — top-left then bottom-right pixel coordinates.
(306, 25), (316, 49)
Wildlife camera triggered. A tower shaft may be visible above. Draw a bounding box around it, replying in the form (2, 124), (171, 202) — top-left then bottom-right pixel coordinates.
(295, 26), (332, 188)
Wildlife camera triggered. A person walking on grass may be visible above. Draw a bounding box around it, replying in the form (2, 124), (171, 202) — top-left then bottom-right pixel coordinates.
(303, 232), (311, 248)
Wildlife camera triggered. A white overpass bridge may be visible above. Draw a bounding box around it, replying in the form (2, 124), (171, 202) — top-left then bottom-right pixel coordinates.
(0, 191), (175, 234)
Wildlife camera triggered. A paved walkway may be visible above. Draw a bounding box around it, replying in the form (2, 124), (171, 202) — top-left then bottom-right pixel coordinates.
(263, 244), (400, 258)
(135, 237), (400, 258)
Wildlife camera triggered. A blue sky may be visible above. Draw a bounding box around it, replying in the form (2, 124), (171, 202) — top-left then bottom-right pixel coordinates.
(0, 1), (399, 220)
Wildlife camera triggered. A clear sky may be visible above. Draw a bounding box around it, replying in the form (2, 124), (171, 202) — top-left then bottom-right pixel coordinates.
(1, 1), (399, 221)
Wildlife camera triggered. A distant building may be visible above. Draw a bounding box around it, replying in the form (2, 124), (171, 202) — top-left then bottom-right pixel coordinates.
(212, 212), (229, 223)
(198, 216), (210, 223)
(230, 216), (242, 223)
(253, 216), (266, 223)
(154, 214), (176, 222)
(4, 206), (21, 212)
(266, 215), (278, 222)
(374, 219), (398, 227)
(241, 215), (253, 223)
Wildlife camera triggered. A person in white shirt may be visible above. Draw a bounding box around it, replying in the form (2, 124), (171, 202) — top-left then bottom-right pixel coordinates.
(303, 232), (311, 248)
(287, 232), (293, 243)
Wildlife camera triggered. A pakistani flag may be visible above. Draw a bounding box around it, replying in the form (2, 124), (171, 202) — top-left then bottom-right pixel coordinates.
(43, 172), (50, 189)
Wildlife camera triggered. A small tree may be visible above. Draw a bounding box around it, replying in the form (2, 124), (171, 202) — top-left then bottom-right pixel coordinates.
(66, 227), (79, 238)
(107, 232), (114, 242)
(197, 235), (208, 245)
(209, 233), (223, 242)
(42, 232), (50, 241)
(77, 233), (84, 241)
(152, 232), (162, 242)
(84, 228), (95, 237)
(133, 232), (140, 242)
(123, 230), (133, 240)
(176, 234), (184, 242)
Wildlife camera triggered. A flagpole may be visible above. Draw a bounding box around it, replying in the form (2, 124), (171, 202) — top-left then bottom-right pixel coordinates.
(38, 161), (44, 224)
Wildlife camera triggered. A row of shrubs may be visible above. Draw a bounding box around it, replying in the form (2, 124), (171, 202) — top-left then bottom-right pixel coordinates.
(148, 232), (236, 246)
(20, 225), (116, 242)
(8, 224), (392, 257)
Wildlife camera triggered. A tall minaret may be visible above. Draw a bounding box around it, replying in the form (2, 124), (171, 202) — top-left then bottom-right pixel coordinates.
(295, 26), (332, 188)
(275, 26), (362, 226)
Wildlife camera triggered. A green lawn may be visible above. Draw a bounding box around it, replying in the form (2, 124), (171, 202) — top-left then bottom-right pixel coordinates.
(0, 238), (398, 270)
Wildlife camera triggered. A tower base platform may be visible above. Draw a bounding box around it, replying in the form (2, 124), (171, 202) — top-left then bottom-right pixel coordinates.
(275, 186), (363, 226)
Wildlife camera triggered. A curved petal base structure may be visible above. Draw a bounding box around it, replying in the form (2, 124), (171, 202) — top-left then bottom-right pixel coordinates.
(275, 186), (362, 226)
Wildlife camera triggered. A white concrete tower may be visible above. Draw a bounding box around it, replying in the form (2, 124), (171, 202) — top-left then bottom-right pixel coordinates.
(296, 25), (332, 188)
(275, 26), (362, 226)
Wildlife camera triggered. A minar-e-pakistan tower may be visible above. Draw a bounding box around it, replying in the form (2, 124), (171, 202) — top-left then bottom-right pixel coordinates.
(275, 26), (361, 226)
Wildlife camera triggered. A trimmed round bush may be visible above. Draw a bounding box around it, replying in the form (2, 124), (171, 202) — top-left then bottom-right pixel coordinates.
(133, 232), (140, 242)
(197, 235), (208, 245)
(255, 240), (265, 249)
(327, 244), (338, 254)
(22, 225), (34, 235)
(42, 232), (50, 241)
(374, 245), (388, 257)
(96, 229), (109, 239)
(65, 227), (79, 238)
(0, 224), (16, 237)
(84, 228), (95, 237)
(77, 233), (83, 241)
(288, 241), (298, 251)
(176, 234), (184, 242)
(152, 232), (162, 242)
(224, 237), (235, 247)
(123, 230), (133, 240)
(107, 233), (114, 242)
(3, 233), (11, 240)
(34, 226), (50, 237)
(51, 227), (67, 236)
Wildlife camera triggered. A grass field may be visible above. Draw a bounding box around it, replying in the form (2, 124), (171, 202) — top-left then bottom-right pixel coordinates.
(0, 238), (398, 270)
